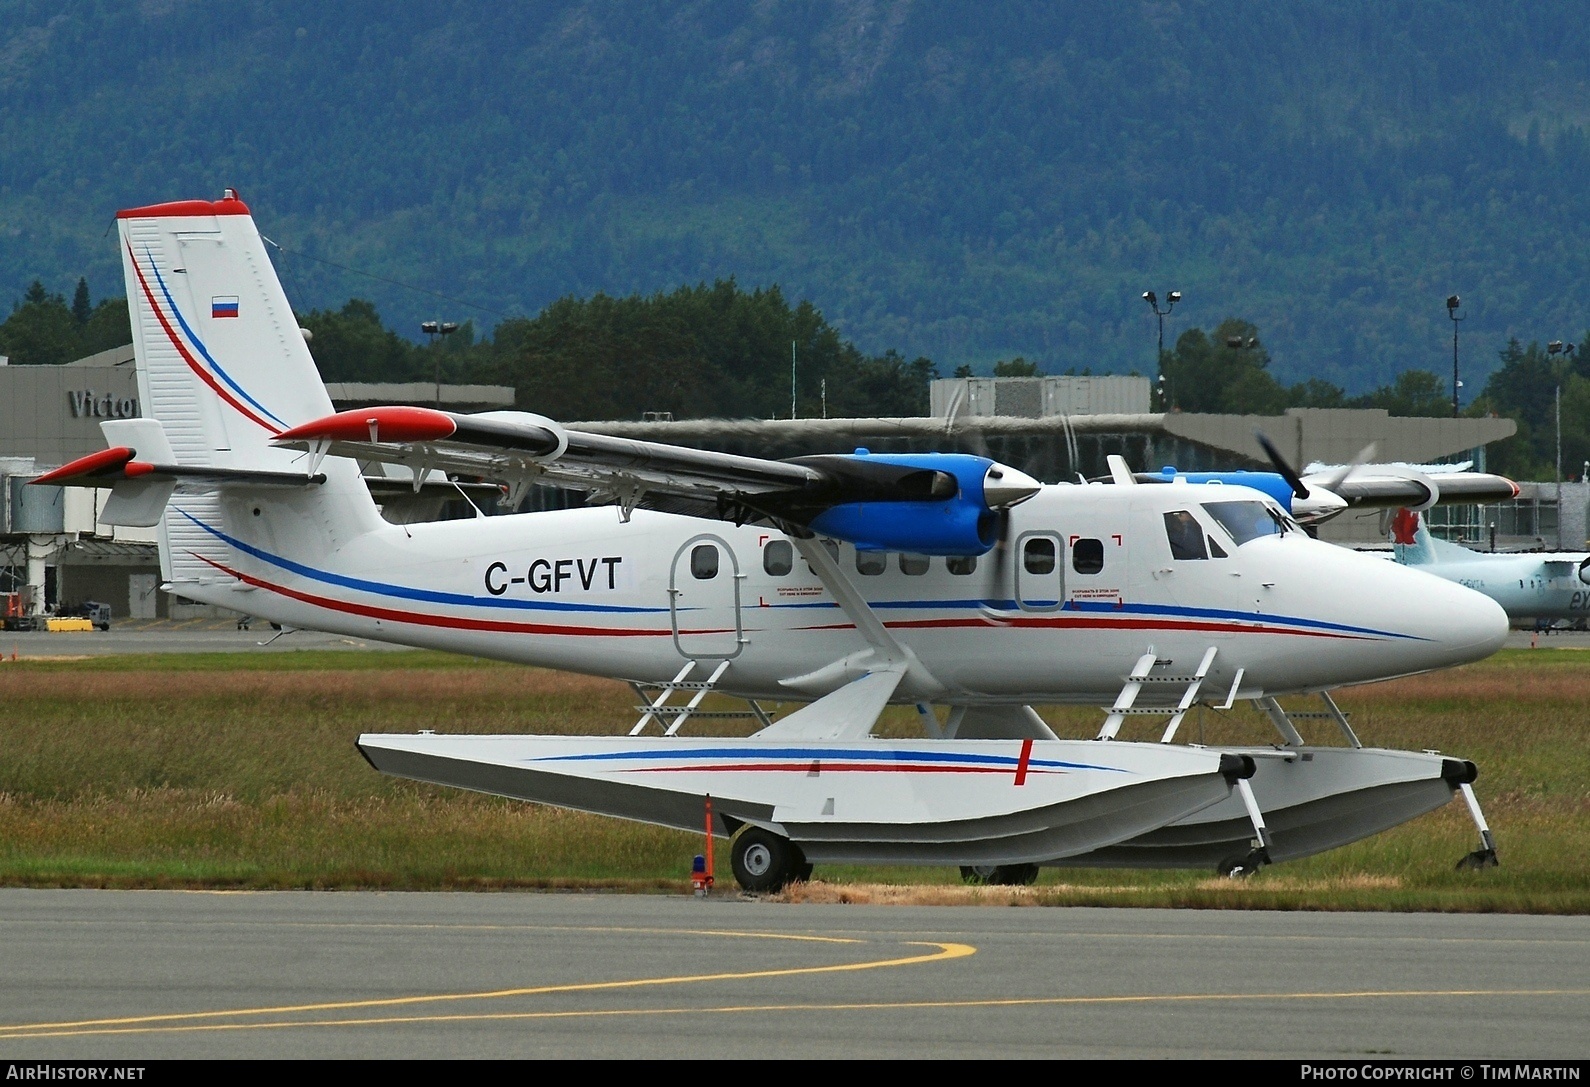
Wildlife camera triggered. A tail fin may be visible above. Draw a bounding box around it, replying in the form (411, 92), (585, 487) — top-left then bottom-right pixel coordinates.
(117, 191), (381, 591)
(1390, 508), (1477, 565)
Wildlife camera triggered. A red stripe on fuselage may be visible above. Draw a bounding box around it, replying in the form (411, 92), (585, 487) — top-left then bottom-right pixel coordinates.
(192, 557), (1374, 645)
(196, 555), (672, 638)
(126, 242), (282, 435)
(797, 614), (1374, 641)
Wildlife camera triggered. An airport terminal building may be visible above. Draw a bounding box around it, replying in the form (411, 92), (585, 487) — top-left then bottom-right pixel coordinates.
(0, 347), (514, 622)
(1, 359), (1575, 625)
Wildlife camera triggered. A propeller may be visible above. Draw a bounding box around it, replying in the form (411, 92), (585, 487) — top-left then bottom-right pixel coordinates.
(961, 419), (1017, 588)
(1318, 442), (1378, 493)
(1254, 430), (1309, 499)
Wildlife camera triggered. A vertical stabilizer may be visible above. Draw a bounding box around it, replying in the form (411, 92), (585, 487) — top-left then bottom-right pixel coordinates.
(1390, 508), (1478, 565)
(1390, 509), (1435, 564)
(116, 191), (381, 592)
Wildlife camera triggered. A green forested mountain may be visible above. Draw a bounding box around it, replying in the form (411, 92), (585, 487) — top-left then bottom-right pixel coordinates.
(3, 2), (1590, 394)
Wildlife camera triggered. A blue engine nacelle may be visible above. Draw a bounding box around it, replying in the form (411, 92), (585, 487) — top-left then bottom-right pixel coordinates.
(806, 451), (1005, 555)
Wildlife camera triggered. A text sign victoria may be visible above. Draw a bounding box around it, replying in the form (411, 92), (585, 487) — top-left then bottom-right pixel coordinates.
(68, 390), (139, 419)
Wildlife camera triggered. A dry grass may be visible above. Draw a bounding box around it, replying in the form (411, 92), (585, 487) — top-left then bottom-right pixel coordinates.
(0, 647), (1587, 909)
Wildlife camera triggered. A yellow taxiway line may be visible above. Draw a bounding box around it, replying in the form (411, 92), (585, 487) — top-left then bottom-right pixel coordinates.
(4, 985), (1587, 1042)
(0, 936), (975, 1040)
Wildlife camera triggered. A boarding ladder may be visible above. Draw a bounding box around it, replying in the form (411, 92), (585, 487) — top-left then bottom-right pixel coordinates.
(1096, 646), (1230, 742)
(629, 659), (775, 736)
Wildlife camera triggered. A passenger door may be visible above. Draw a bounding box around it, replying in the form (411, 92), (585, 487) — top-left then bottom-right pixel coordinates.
(670, 534), (744, 659)
(1015, 532), (1063, 610)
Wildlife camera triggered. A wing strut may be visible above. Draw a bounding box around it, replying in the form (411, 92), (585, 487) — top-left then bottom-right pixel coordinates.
(750, 537), (945, 741)
(786, 536), (943, 696)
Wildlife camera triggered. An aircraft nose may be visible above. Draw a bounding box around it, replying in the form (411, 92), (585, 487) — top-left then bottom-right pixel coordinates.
(1401, 568), (1509, 666)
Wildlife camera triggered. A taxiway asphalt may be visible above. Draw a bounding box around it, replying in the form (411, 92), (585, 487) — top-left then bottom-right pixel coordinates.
(0, 890), (1584, 1059)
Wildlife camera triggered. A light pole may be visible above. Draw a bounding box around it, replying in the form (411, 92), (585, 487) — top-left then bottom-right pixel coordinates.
(1143, 290), (1181, 409)
(1446, 295), (1464, 417)
(422, 320), (459, 407)
(1547, 340), (1575, 549)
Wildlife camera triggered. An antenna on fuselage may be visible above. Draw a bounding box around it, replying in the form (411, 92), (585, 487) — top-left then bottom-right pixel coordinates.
(1107, 455), (1136, 486)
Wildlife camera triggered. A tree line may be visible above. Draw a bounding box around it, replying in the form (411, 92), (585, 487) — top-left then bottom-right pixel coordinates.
(0, 281), (130, 367)
(0, 277), (937, 421)
(1155, 318), (1590, 480)
(3, 280), (1583, 478)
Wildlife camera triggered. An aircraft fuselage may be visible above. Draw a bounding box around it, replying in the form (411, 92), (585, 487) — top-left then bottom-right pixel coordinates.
(190, 480), (1508, 704)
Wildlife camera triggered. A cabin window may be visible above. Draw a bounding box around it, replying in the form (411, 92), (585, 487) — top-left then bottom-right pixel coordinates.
(1023, 537), (1057, 575)
(899, 553), (930, 576)
(1202, 500), (1284, 545)
(1163, 511), (1208, 560)
(804, 538), (842, 574)
(946, 555), (977, 575)
(856, 550), (887, 575)
(763, 540), (793, 576)
(690, 544), (719, 579)
(1072, 538), (1104, 574)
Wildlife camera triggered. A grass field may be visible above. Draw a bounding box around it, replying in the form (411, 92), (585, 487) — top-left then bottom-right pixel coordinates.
(0, 647), (1586, 911)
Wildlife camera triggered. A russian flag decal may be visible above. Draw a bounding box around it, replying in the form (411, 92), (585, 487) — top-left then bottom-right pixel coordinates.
(211, 296), (239, 319)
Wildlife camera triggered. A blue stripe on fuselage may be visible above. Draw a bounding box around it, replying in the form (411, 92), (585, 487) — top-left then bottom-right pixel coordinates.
(181, 510), (662, 614)
(181, 511), (1424, 637)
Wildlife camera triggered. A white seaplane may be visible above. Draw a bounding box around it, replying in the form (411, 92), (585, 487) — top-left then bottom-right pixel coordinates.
(37, 193), (1509, 890)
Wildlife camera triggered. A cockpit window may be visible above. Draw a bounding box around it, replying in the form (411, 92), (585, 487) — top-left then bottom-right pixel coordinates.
(1163, 511), (1208, 560)
(1202, 500), (1288, 545)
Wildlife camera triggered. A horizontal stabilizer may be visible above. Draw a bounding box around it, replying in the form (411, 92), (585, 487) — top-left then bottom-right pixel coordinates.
(32, 425), (325, 527)
(33, 448), (324, 490)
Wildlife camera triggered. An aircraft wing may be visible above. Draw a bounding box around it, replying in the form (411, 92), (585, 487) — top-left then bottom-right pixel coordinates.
(1315, 471), (1519, 509)
(1540, 556), (1590, 578)
(275, 406), (818, 497)
(272, 406), (1041, 553)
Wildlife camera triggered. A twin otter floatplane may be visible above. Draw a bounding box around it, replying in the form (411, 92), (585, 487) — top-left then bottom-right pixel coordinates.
(38, 192), (1510, 890)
